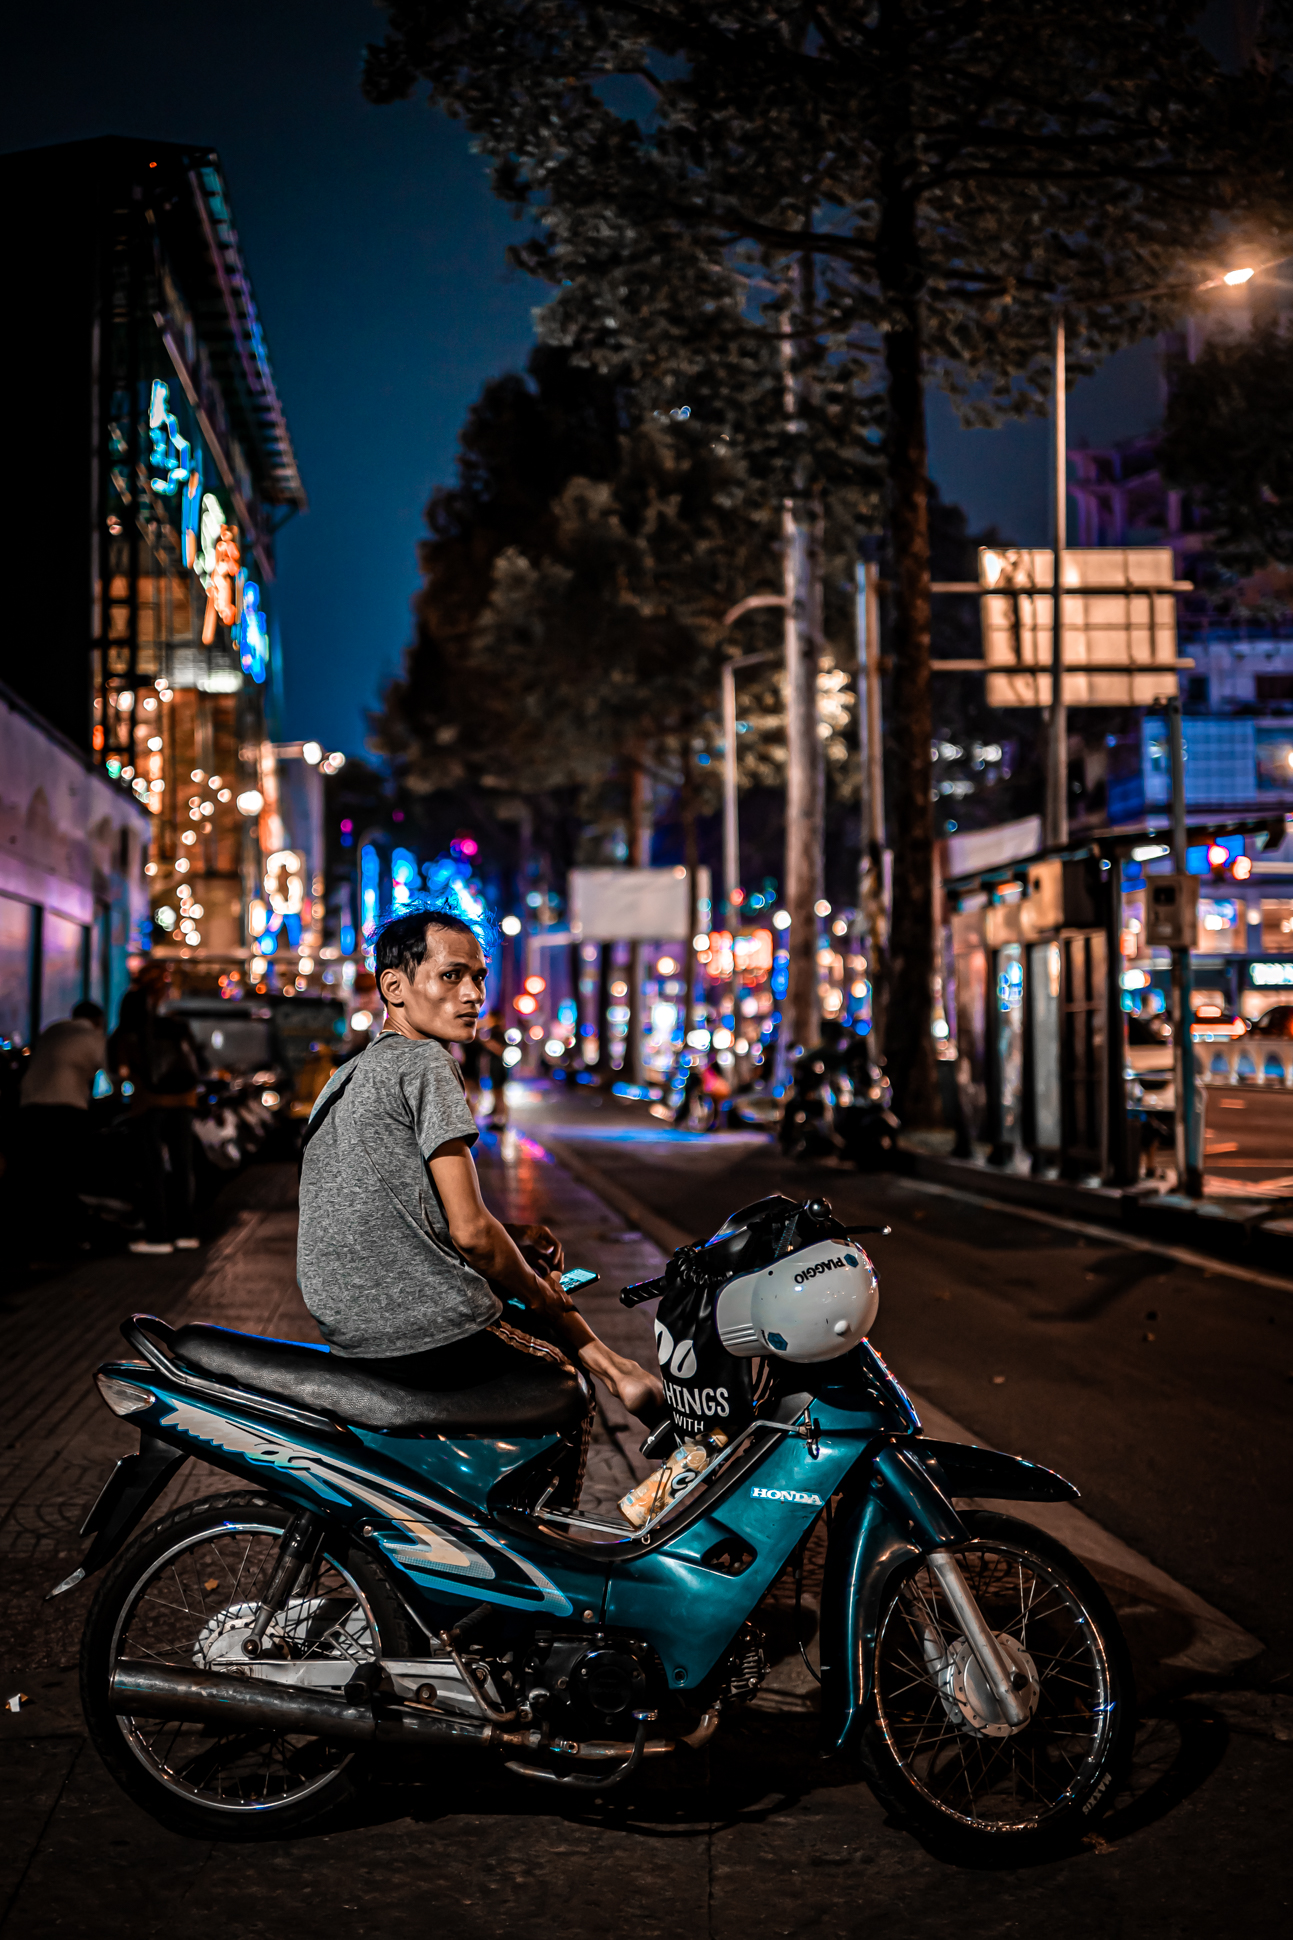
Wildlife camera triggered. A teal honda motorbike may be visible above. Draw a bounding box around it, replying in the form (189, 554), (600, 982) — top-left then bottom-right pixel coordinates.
(58, 1193), (1134, 1855)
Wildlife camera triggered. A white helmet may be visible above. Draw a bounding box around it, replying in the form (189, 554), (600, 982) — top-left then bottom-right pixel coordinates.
(715, 1239), (879, 1363)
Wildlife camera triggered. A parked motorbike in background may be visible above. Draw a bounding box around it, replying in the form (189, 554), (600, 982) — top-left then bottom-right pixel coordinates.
(654, 1052), (731, 1133)
(780, 1024), (899, 1169)
(59, 1193), (1133, 1857)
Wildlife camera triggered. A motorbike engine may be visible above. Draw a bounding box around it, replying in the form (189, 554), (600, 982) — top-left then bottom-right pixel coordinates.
(522, 1635), (649, 1734)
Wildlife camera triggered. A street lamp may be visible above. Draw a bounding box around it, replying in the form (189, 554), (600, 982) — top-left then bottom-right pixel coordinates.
(1045, 258), (1263, 849)
(719, 651), (776, 926)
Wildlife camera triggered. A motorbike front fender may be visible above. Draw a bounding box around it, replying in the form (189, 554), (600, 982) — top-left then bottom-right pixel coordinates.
(818, 1441), (968, 1756)
(911, 1438), (1080, 1504)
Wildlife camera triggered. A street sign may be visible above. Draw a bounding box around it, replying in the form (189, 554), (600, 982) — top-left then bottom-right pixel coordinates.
(1144, 874), (1199, 948)
(978, 546), (1186, 708)
(568, 866), (712, 942)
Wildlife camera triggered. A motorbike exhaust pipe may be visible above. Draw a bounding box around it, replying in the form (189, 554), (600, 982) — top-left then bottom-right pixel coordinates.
(108, 1660), (532, 1752)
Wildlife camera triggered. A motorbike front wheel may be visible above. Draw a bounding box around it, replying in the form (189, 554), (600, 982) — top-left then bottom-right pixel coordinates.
(81, 1491), (417, 1841)
(860, 1511), (1135, 1859)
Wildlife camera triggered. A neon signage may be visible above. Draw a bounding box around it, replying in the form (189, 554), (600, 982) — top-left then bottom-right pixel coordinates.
(148, 381), (192, 496)
(181, 454), (203, 568)
(264, 850), (304, 917)
(391, 848), (419, 908)
(237, 581), (268, 684)
(360, 845), (380, 941)
(1251, 961), (1293, 987)
(201, 524), (241, 645)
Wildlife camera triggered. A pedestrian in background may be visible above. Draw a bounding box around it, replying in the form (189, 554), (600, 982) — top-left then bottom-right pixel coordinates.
(476, 1008), (510, 1128)
(110, 963), (204, 1255)
(15, 999), (106, 1261)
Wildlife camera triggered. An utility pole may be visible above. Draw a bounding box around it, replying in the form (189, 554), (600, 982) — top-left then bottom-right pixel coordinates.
(626, 760), (652, 1084)
(856, 558), (887, 1051)
(1167, 695), (1202, 1197)
(1045, 310), (1069, 849)
(778, 309), (824, 1060)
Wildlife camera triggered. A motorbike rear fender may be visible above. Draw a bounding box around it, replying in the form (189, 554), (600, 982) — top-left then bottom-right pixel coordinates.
(818, 1440), (969, 1756)
(46, 1430), (188, 1597)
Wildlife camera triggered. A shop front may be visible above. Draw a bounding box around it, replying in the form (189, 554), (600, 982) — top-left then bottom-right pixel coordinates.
(0, 683), (149, 1049)
(944, 814), (1286, 1186)
(0, 137), (308, 1007)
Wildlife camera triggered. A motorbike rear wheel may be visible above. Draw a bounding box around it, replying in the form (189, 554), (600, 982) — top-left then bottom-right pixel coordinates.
(860, 1511), (1135, 1859)
(81, 1491), (418, 1841)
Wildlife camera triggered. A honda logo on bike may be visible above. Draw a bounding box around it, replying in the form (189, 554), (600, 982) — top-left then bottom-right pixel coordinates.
(750, 1486), (824, 1506)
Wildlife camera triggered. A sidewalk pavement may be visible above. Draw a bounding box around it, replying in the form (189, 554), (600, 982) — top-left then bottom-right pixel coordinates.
(898, 1130), (1293, 1280)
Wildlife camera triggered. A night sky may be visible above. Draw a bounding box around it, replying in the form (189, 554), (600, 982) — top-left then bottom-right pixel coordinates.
(6, 1), (1161, 755)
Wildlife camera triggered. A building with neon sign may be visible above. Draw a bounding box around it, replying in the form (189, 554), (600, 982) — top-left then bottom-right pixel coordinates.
(0, 136), (308, 1000)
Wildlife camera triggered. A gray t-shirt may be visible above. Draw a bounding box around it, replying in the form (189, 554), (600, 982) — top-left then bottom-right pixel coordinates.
(297, 1033), (501, 1358)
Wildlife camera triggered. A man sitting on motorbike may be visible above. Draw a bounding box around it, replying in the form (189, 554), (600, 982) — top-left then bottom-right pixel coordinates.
(297, 905), (662, 1499)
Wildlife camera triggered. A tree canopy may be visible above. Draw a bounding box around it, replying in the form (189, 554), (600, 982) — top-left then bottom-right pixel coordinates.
(365, 0), (1293, 1114)
(1159, 314), (1293, 573)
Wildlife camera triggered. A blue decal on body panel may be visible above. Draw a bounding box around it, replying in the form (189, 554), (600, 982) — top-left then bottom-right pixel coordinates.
(155, 1397), (570, 1613)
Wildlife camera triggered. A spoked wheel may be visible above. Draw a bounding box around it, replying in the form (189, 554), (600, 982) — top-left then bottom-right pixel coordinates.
(81, 1492), (416, 1840)
(861, 1511), (1135, 1859)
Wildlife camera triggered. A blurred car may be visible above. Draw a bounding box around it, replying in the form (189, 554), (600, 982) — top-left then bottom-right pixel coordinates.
(1247, 1003), (1293, 1039)
(1190, 1003), (1245, 1044)
(166, 994), (349, 1136)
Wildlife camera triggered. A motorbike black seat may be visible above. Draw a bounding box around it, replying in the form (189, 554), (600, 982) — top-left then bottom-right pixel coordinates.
(170, 1323), (589, 1436)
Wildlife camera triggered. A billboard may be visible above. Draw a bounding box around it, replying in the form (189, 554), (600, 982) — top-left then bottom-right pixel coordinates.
(568, 866), (711, 942)
(979, 546), (1182, 708)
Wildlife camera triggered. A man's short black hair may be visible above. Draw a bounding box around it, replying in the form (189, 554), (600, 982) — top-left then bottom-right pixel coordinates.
(375, 907), (482, 982)
(72, 999), (105, 1026)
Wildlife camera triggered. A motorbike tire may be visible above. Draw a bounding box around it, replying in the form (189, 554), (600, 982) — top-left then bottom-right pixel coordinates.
(81, 1491), (418, 1842)
(859, 1510), (1136, 1860)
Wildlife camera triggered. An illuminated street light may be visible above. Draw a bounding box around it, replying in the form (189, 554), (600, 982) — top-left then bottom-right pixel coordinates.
(1223, 266), (1256, 285)
(302, 740), (323, 765)
(236, 789), (264, 816)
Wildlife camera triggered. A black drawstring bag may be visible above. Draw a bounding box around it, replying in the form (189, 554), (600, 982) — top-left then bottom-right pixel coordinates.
(651, 1275), (755, 1444)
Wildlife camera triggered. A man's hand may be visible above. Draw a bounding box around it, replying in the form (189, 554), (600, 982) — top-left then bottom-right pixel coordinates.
(504, 1222), (565, 1276)
(576, 1342), (666, 1425)
(526, 1267), (574, 1324)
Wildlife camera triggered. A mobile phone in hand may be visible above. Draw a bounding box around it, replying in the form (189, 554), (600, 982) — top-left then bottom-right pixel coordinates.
(559, 1267), (599, 1293)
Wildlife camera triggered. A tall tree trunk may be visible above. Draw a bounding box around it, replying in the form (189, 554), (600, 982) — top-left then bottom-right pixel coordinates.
(595, 940), (615, 1078)
(779, 293), (825, 1058)
(681, 738), (700, 1047)
(782, 502), (824, 1053)
(882, 299), (938, 1126)
(627, 757), (652, 1083)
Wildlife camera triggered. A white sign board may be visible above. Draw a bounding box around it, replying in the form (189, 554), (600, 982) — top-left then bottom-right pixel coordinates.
(979, 546), (1180, 708)
(568, 866), (711, 942)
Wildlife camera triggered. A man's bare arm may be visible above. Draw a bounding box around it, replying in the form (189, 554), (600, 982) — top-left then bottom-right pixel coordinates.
(429, 1140), (664, 1421)
(429, 1140), (568, 1315)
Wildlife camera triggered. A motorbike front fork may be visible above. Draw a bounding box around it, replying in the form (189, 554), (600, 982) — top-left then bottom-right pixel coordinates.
(924, 1550), (1031, 1728)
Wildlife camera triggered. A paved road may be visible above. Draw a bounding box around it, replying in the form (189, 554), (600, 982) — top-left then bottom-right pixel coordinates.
(521, 1089), (1293, 1677)
(0, 1121), (1288, 1938)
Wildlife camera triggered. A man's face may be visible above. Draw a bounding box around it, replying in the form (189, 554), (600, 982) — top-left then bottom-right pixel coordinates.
(379, 927), (488, 1043)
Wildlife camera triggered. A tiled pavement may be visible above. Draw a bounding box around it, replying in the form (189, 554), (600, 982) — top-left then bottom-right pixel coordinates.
(0, 1130), (1286, 1940)
(0, 1135), (663, 1612)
